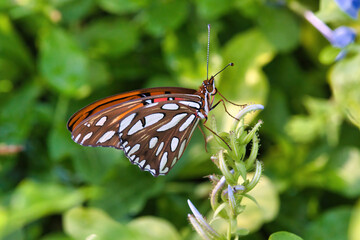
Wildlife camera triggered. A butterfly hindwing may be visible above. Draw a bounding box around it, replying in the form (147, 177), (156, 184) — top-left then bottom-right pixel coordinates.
(119, 101), (201, 176)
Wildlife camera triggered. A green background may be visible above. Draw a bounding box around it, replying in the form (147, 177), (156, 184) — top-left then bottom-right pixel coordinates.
(1, 0), (360, 239)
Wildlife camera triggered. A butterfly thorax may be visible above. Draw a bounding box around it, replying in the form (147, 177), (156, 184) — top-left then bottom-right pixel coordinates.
(195, 76), (217, 119)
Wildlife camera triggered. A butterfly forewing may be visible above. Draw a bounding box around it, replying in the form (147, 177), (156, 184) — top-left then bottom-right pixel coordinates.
(69, 93), (203, 176)
(67, 87), (196, 132)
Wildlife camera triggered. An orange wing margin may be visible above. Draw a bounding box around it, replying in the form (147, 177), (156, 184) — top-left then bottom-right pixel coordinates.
(67, 87), (196, 132)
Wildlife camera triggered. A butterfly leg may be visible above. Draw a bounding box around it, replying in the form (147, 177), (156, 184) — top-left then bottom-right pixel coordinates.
(197, 124), (209, 152)
(196, 112), (232, 151)
(217, 90), (247, 107)
(211, 99), (239, 121)
(202, 123), (232, 151)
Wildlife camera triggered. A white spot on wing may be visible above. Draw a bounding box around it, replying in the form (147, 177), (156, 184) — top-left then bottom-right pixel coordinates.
(144, 113), (165, 127)
(97, 130), (115, 143)
(162, 103), (179, 110)
(157, 113), (187, 132)
(197, 112), (206, 119)
(179, 101), (201, 109)
(171, 137), (179, 152)
(171, 157), (177, 167)
(119, 113), (136, 132)
(75, 134), (81, 142)
(128, 120), (143, 135)
(145, 165), (156, 175)
(149, 137), (158, 149)
(144, 102), (158, 108)
(81, 132), (93, 144)
(179, 114), (195, 132)
(178, 139), (187, 158)
(159, 152), (169, 174)
(139, 160), (146, 167)
(95, 116), (107, 126)
(156, 142), (164, 156)
(124, 146), (130, 152)
(128, 144), (140, 156)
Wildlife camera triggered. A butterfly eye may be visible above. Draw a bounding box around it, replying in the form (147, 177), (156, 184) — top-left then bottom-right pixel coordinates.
(206, 78), (216, 94)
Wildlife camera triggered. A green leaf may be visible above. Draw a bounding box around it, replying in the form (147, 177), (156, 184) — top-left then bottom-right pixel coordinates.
(195, 0), (233, 20)
(235, 0), (262, 18)
(48, 123), (80, 162)
(39, 27), (89, 97)
(1, 229), (23, 240)
(257, 7), (300, 53)
(319, 45), (341, 64)
(87, 60), (111, 88)
(0, 0), (15, 9)
(0, 180), (87, 238)
(0, 14), (34, 80)
(236, 175), (279, 232)
(58, 0), (96, 24)
(318, 0), (354, 23)
(78, 18), (139, 58)
(349, 199), (360, 240)
(141, 0), (188, 36)
(0, 83), (41, 144)
(269, 231), (303, 240)
(304, 206), (351, 240)
(218, 29), (274, 129)
(90, 165), (165, 219)
(40, 233), (73, 240)
(285, 97), (342, 145)
(221, 29), (274, 103)
(128, 216), (181, 240)
(324, 147), (360, 197)
(98, 0), (148, 14)
(64, 207), (140, 240)
(234, 228), (250, 236)
(64, 208), (180, 240)
(286, 114), (320, 143)
(330, 53), (360, 129)
(70, 147), (123, 184)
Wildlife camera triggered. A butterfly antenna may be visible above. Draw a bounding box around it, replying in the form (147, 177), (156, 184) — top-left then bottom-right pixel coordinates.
(207, 24), (211, 80)
(213, 62), (234, 78)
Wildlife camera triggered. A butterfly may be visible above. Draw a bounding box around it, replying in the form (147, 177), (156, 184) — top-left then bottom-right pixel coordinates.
(67, 25), (236, 176)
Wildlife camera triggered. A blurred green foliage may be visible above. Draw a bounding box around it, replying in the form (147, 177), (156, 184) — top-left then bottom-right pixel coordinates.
(0, 0), (360, 239)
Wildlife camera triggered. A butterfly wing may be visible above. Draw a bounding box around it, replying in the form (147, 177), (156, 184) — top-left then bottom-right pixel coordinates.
(68, 93), (202, 176)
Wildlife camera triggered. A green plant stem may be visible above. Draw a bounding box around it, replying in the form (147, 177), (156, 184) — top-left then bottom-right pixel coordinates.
(288, 1), (307, 16)
(227, 219), (232, 240)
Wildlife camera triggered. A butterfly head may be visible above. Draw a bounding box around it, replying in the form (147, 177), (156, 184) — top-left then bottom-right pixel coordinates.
(203, 76), (217, 95)
(202, 62), (234, 95)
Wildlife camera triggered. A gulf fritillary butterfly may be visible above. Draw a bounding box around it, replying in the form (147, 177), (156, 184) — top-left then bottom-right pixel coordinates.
(67, 25), (236, 176)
